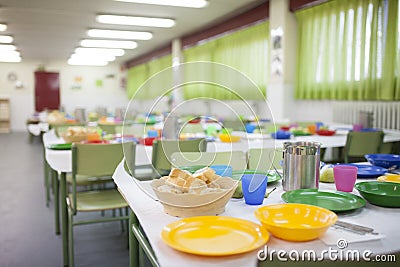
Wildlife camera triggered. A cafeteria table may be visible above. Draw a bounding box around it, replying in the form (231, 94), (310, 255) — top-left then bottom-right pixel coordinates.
(113, 161), (400, 267)
(43, 127), (400, 266)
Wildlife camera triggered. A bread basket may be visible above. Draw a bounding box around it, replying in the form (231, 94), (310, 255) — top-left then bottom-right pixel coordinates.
(151, 177), (238, 217)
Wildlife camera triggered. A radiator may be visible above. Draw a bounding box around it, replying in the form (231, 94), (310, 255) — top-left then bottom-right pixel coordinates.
(332, 101), (400, 130)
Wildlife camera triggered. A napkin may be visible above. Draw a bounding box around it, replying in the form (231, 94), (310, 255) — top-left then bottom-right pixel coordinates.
(320, 227), (385, 246)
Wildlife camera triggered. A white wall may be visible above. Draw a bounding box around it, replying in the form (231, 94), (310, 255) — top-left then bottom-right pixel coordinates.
(0, 60), (129, 131)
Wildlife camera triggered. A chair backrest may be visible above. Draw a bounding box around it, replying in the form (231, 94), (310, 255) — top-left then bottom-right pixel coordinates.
(98, 123), (117, 134)
(344, 131), (384, 163)
(72, 142), (135, 177)
(179, 123), (204, 134)
(170, 151), (248, 170)
(115, 124), (154, 136)
(151, 138), (207, 176)
(71, 142), (135, 208)
(248, 148), (283, 171)
(221, 119), (245, 131)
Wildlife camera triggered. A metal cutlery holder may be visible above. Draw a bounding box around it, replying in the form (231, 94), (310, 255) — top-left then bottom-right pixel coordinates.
(282, 141), (321, 191)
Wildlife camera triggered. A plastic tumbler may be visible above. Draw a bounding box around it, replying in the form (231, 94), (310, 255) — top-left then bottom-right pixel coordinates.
(241, 173), (268, 205)
(210, 165), (232, 177)
(352, 124), (363, 132)
(333, 165), (358, 192)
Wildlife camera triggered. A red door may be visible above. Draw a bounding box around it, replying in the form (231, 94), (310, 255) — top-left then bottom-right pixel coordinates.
(34, 71), (60, 112)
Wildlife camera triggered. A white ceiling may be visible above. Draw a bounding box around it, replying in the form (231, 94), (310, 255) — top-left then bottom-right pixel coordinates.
(0, 0), (267, 64)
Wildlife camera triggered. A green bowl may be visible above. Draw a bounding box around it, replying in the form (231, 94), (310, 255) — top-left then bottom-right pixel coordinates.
(179, 165), (206, 174)
(355, 181), (400, 208)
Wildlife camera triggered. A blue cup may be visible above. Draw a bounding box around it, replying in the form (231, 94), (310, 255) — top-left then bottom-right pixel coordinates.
(245, 123), (256, 133)
(147, 130), (158, 137)
(210, 165), (233, 177)
(241, 173), (268, 205)
(315, 122), (324, 130)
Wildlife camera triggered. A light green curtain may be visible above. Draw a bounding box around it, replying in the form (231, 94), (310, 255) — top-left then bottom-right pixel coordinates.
(183, 21), (269, 100)
(393, 0), (400, 99)
(127, 63), (147, 99)
(182, 41), (217, 99)
(295, 0), (399, 100)
(126, 54), (172, 100)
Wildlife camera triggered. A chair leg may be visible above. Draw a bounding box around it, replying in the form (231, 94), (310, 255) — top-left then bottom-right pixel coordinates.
(129, 211), (139, 267)
(52, 169), (60, 235)
(68, 209), (74, 267)
(44, 161), (50, 207)
(119, 208), (125, 232)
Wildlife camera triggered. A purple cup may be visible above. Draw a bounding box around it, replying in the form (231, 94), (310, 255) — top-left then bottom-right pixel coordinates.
(352, 124), (363, 132)
(333, 165), (358, 192)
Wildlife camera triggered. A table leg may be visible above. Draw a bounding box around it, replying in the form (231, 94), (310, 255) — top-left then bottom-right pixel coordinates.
(44, 160), (50, 207)
(60, 172), (69, 267)
(52, 169), (60, 235)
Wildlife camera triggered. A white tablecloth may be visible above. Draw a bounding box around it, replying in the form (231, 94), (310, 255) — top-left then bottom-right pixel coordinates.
(113, 161), (400, 267)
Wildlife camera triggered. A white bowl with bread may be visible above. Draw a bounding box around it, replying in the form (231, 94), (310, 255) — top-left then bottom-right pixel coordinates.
(151, 167), (238, 217)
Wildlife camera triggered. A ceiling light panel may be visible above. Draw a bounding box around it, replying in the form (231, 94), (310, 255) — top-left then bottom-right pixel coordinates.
(0, 44), (17, 51)
(0, 24), (7, 31)
(75, 47), (125, 57)
(81, 39), (137, 49)
(0, 35), (14, 43)
(87, 29), (152, 40)
(114, 0), (208, 8)
(70, 53), (116, 62)
(68, 58), (108, 66)
(0, 55), (21, 62)
(97, 15), (175, 28)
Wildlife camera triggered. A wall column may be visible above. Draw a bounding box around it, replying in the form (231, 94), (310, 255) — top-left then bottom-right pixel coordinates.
(267, 0), (297, 123)
(170, 39), (184, 111)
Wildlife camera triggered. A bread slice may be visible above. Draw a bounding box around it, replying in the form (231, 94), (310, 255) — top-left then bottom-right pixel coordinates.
(193, 167), (216, 184)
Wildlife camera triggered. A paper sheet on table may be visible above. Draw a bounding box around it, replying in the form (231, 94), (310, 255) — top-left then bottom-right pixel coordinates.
(320, 227), (385, 246)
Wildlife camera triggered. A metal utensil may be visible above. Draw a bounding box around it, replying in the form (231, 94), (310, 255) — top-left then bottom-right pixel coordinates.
(333, 220), (378, 235)
(265, 187), (276, 198)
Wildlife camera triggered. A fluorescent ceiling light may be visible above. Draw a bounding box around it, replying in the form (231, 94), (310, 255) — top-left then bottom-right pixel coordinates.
(75, 47), (125, 57)
(0, 44), (17, 51)
(97, 15), (175, 28)
(80, 39), (137, 49)
(0, 35), (13, 43)
(87, 29), (152, 40)
(68, 58), (108, 66)
(0, 55), (21, 63)
(114, 0), (208, 8)
(0, 50), (20, 57)
(0, 24), (7, 31)
(70, 53), (116, 62)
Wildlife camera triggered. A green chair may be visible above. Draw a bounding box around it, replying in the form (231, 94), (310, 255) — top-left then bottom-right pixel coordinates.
(67, 142), (135, 267)
(221, 119), (245, 131)
(151, 138), (207, 177)
(343, 131), (384, 163)
(179, 123), (204, 134)
(248, 148), (283, 171)
(170, 151), (248, 170)
(98, 123), (117, 134)
(115, 124), (154, 136)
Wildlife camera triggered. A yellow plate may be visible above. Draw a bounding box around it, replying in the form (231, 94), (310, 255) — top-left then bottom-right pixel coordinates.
(377, 175), (400, 183)
(161, 216), (269, 256)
